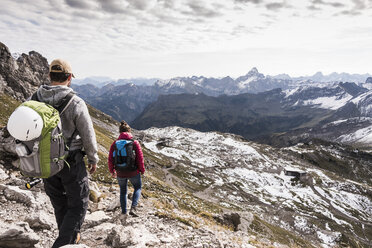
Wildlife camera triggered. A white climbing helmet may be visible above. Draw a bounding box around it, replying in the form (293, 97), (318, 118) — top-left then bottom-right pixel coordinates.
(7, 106), (43, 141)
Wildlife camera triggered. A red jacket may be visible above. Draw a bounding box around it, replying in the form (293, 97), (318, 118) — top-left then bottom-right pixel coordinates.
(108, 132), (145, 178)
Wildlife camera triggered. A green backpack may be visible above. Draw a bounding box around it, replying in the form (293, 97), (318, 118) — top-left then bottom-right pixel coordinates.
(14, 93), (74, 178)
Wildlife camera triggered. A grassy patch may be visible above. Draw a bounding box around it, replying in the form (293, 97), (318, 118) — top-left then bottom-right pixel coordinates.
(94, 125), (115, 149)
(87, 104), (117, 125)
(250, 215), (315, 248)
(169, 166), (212, 192)
(0, 93), (21, 127)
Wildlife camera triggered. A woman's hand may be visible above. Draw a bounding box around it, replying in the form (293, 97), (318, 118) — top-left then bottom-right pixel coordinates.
(111, 171), (117, 178)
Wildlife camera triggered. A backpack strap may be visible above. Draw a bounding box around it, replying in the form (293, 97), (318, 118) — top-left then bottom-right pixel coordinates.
(56, 92), (75, 114)
(114, 141), (119, 165)
(31, 92), (39, 101)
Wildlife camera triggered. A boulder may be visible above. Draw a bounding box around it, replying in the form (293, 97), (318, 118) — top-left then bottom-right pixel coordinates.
(0, 221), (39, 248)
(24, 212), (55, 230)
(105, 226), (136, 248)
(214, 212), (253, 232)
(60, 245), (90, 248)
(105, 224), (160, 247)
(106, 198), (120, 212)
(0, 184), (37, 207)
(83, 211), (110, 228)
(89, 181), (105, 203)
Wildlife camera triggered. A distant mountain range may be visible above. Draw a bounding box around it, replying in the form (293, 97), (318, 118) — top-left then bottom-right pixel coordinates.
(72, 77), (158, 87)
(72, 68), (372, 124)
(132, 83), (372, 144)
(73, 69), (372, 88)
(71, 68), (372, 147)
(272, 71), (372, 84)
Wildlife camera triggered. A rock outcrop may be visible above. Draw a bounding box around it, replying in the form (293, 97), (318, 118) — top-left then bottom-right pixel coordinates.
(0, 42), (49, 101)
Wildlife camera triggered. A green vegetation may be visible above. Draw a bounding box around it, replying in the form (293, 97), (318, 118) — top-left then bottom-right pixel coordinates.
(250, 215), (315, 248)
(169, 166), (212, 192)
(0, 93), (21, 127)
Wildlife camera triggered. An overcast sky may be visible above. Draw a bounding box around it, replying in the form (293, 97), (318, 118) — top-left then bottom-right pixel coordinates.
(1, 0), (372, 79)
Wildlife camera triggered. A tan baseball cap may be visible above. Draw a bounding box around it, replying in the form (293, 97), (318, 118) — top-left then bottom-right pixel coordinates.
(49, 59), (75, 78)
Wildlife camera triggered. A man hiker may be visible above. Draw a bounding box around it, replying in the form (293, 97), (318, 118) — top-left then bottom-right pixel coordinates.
(32, 59), (99, 247)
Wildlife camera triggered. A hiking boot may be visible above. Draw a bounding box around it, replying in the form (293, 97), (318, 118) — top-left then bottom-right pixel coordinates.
(119, 213), (128, 225)
(74, 232), (81, 244)
(129, 206), (139, 217)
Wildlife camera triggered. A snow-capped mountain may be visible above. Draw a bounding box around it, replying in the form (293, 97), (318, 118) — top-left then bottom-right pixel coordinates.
(153, 67), (293, 96)
(274, 71), (372, 84)
(73, 77), (158, 88)
(282, 82), (368, 111)
(151, 68), (371, 96)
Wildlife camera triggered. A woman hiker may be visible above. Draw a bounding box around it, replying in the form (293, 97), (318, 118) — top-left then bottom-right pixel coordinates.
(108, 121), (145, 221)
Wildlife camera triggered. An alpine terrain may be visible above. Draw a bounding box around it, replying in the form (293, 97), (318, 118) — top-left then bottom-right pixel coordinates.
(0, 42), (371, 248)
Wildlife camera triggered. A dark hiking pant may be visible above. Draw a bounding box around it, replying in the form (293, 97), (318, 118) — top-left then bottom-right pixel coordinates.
(43, 150), (89, 248)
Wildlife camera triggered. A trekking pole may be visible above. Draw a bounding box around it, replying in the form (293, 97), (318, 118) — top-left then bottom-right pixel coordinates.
(25, 178), (42, 189)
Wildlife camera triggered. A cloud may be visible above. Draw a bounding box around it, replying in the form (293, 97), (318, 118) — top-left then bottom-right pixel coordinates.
(265, 2), (287, 11)
(351, 0), (366, 10)
(309, 0), (345, 10)
(333, 0), (369, 15)
(183, 1), (223, 18)
(97, 0), (129, 14)
(127, 0), (158, 10)
(2, 0), (372, 79)
(234, 0), (263, 4)
(28, 19), (40, 26)
(64, 0), (94, 9)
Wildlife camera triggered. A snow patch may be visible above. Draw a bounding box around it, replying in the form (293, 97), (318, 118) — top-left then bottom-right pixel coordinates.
(303, 95), (352, 110)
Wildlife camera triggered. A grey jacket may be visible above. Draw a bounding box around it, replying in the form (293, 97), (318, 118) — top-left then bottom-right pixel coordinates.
(35, 85), (99, 165)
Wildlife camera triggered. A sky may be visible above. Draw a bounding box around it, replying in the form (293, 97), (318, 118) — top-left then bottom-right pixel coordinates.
(1, 0), (372, 79)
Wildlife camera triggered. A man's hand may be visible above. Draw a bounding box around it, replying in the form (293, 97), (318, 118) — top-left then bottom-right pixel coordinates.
(88, 164), (96, 174)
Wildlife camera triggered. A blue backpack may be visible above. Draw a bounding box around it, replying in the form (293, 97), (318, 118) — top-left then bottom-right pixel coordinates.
(113, 139), (137, 172)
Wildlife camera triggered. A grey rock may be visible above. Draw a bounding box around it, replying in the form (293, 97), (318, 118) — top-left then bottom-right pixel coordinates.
(105, 226), (136, 248)
(0, 166), (8, 180)
(25, 212), (55, 230)
(0, 221), (39, 248)
(83, 210), (110, 228)
(60, 245), (90, 248)
(106, 198), (120, 212)
(0, 42), (49, 101)
(0, 184), (37, 207)
(224, 213), (241, 231)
